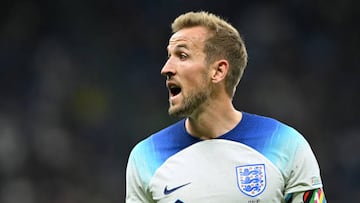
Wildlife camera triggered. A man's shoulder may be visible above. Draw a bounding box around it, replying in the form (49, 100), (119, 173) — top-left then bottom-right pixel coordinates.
(240, 112), (306, 149)
(128, 118), (196, 177)
(130, 118), (192, 159)
(242, 112), (300, 134)
(151, 119), (185, 138)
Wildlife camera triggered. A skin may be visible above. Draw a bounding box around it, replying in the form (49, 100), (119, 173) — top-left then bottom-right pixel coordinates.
(161, 26), (242, 139)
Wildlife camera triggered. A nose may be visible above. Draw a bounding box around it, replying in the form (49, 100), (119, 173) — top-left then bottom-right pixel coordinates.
(160, 59), (175, 79)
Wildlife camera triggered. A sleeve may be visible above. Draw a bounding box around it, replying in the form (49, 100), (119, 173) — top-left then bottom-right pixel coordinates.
(284, 135), (326, 202)
(125, 148), (154, 203)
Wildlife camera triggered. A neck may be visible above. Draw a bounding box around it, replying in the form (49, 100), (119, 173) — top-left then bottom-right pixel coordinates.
(185, 99), (242, 139)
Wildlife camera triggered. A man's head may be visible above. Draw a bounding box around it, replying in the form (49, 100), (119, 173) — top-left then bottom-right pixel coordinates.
(161, 11), (247, 117)
(171, 11), (248, 97)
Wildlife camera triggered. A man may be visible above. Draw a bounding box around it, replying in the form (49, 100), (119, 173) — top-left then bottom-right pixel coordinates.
(126, 11), (326, 202)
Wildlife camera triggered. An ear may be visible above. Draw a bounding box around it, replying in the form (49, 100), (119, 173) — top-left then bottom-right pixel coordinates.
(211, 60), (229, 83)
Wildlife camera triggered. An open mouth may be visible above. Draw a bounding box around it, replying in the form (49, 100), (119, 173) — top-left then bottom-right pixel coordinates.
(169, 86), (181, 97)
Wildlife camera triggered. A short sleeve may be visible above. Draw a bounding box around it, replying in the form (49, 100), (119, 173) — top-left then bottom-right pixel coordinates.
(125, 147), (154, 203)
(284, 135), (323, 195)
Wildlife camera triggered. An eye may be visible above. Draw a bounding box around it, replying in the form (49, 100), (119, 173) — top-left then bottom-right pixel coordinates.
(179, 53), (188, 61)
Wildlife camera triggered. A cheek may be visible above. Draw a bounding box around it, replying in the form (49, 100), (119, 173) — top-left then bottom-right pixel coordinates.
(180, 63), (210, 88)
(185, 71), (210, 90)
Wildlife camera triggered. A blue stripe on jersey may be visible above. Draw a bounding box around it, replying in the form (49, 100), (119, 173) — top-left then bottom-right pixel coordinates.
(131, 119), (199, 185)
(220, 112), (303, 173)
(132, 112), (303, 186)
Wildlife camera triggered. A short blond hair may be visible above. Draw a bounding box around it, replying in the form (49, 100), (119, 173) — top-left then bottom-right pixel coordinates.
(171, 11), (248, 97)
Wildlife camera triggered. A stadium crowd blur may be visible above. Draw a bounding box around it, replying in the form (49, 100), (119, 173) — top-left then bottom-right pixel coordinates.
(0, 0), (358, 202)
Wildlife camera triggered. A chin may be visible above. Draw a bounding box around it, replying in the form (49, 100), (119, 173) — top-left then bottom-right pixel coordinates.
(169, 106), (194, 118)
(168, 107), (184, 117)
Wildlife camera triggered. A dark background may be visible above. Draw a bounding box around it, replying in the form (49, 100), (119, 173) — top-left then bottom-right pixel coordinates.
(0, 0), (359, 202)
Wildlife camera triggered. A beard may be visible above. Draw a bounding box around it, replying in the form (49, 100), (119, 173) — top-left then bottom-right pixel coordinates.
(168, 78), (212, 117)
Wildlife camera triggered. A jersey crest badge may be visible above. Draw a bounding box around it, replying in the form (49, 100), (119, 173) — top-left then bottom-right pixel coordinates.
(236, 164), (266, 197)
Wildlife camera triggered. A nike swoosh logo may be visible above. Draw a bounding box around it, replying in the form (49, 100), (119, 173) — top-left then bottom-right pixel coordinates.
(163, 182), (191, 195)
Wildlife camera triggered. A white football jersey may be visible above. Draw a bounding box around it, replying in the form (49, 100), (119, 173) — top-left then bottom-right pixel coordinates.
(126, 112), (323, 202)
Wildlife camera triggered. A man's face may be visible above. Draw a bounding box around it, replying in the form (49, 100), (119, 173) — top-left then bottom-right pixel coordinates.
(161, 26), (213, 117)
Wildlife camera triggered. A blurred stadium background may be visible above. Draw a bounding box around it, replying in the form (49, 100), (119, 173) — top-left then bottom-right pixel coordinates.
(0, 0), (359, 202)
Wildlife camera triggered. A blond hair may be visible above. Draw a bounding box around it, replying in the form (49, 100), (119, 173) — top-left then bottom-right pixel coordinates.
(171, 11), (248, 97)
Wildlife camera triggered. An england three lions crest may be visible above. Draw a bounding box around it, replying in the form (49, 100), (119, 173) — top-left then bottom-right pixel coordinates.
(236, 164), (266, 197)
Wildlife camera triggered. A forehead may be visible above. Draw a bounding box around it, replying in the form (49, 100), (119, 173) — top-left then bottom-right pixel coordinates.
(167, 26), (209, 51)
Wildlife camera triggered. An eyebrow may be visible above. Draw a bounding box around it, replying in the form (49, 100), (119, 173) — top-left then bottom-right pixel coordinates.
(175, 43), (188, 49)
(167, 43), (190, 52)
